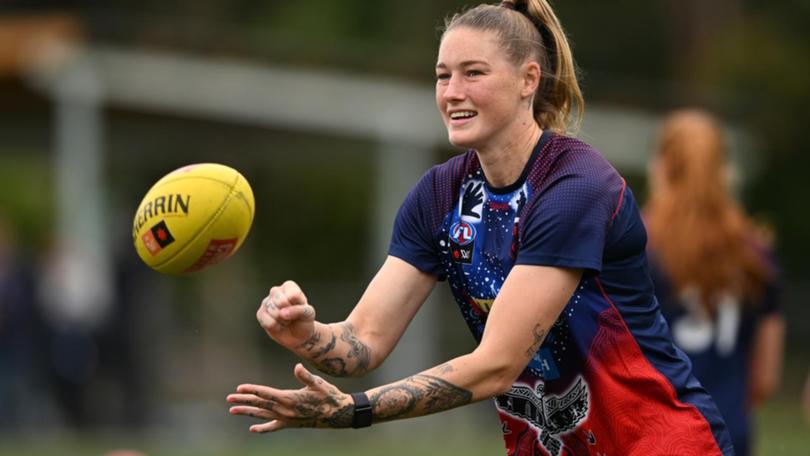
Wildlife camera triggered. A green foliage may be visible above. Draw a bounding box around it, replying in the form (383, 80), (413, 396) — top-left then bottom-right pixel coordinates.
(553, 0), (670, 80)
(0, 155), (54, 248)
(247, 142), (374, 283)
(691, 10), (810, 277)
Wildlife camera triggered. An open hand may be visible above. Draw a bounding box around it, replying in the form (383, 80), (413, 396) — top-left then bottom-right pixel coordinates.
(226, 363), (354, 432)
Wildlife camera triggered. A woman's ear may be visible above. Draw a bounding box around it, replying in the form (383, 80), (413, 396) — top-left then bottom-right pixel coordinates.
(521, 61), (541, 98)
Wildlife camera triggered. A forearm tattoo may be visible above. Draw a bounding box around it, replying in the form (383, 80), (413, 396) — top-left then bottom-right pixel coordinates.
(525, 324), (547, 358)
(294, 394), (353, 428)
(369, 374), (472, 422)
(297, 322), (371, 377)
(299, 329), (321, 352)
(284, 382), (355, 429)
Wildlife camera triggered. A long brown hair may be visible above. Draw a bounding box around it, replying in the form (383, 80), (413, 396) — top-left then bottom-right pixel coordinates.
(441, 0), (584, 134)
(645, 109), (772, 312)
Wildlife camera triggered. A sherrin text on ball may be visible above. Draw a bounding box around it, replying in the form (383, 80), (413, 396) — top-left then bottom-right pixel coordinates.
(132, 163), (254, 275)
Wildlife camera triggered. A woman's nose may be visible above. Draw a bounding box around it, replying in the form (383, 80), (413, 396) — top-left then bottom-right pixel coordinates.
(442, 75), (466, 102)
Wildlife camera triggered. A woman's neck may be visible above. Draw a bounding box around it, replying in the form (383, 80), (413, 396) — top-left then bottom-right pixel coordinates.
(476, 121), (542, 188)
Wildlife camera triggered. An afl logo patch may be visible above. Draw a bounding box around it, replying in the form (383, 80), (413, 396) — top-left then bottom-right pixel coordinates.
(450, 221), (477, 246)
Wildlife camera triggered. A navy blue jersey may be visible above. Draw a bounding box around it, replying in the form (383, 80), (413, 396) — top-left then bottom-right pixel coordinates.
(650, 252), (781, 456)
(390, 131), (733, 456)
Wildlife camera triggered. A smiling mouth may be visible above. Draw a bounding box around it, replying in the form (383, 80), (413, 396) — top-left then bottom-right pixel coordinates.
(449, 111), (478, 120)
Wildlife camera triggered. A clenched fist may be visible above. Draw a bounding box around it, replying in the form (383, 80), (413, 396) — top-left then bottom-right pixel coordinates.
(258, 280), (317, 351)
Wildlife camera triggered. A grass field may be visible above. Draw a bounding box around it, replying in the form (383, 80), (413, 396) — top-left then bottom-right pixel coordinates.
(0, 431), (506, 456)
(755, 399), (809, 455)
(1, 391), (806, 455)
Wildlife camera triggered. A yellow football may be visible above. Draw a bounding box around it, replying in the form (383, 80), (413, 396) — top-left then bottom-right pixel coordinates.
(132, 163), (255, 275)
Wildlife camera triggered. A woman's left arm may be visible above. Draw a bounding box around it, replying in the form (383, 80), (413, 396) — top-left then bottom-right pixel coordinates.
(227, 265), (582, 432)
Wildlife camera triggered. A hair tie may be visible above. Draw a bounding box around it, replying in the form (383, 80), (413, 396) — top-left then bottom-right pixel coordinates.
(499, 1), (516, 9)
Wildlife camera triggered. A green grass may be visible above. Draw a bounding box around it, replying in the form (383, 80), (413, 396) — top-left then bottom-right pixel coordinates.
(1, 397), (806, 455)
(0, 410), (506, 456)
(0, 433), (505, 456)
(755, 398), (810, 455)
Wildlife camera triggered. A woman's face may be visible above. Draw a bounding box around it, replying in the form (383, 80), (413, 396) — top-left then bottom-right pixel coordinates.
(436, 27), (534, 150)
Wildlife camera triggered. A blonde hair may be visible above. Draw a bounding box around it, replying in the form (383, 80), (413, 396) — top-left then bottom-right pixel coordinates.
(442, 0), (584, 134)
(645, 109), (773, 312)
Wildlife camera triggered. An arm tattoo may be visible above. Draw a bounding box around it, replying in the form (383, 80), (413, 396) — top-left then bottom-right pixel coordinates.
(312, 331), (337, 359)
(525, 324), (547, 358)
(319, 357), (347, 377)
(299, 329), (321, 352)
(369, 374), (472, 422)
(340, 323), (370, 375)
(288, 389), (354, 428)
(299, 322), (371, 377)
(434, 362), (455, 375)
(326, 402), (354, 428)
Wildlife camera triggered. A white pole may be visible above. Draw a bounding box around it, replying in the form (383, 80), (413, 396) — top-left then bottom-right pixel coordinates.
(41, 53), (112, 328)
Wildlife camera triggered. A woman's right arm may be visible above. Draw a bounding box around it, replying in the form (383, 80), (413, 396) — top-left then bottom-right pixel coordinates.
(258, 255), (436, 377)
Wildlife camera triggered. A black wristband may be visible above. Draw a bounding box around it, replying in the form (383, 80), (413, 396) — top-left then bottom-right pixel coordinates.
(350, 392), (373, 428)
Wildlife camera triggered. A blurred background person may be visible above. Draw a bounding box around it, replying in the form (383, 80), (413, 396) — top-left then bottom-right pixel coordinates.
(644, 109), (785, 456)
(0, 213), (47, 432)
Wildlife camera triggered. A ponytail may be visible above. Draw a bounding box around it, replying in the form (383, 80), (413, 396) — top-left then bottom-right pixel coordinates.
(443, 0), (584, 134)
(644, 109), (773, 310)
(523, 0), (583, 133)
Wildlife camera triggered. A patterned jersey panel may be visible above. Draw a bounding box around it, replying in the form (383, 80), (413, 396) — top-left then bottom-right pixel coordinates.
(517, 135), (626, 273)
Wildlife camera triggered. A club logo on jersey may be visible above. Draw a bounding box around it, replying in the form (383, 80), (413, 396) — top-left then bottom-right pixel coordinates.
(450, 221), (476, 246)
(449, 221), (476, 264)
(495, 377), (590, 456)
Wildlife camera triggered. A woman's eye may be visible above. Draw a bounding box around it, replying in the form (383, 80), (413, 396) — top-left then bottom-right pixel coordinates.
(436, 73), (450, 81)
(466, 70), (483, 77)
